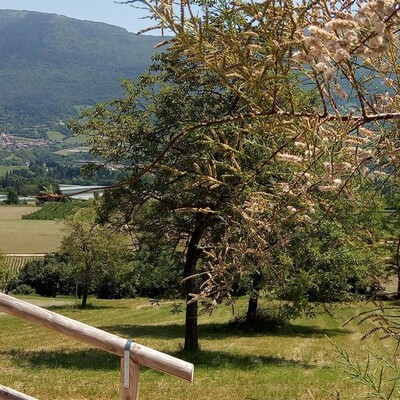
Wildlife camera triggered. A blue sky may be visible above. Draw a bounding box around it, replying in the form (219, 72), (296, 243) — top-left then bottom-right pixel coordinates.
(0, 0), (151, 33)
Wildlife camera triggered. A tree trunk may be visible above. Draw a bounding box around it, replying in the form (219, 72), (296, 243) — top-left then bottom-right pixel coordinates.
(246, 271), (262, 326)
(183, 215), (208, 352)
(81, 258), (92, 308)
(396, 237), (400, 299)
(246, 294), (259, 326)
(81, 282), (89, 308)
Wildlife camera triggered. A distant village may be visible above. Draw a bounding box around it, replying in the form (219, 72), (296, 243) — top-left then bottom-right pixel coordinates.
(0, 133), (51, 149)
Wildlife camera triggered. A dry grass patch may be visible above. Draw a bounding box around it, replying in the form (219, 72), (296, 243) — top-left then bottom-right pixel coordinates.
(0, 220), (64, 253)
(0, 206), (64, 253)
(0, 206), (39, 220)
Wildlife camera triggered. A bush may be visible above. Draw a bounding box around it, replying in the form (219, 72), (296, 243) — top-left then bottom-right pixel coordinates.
(230, 308), (289, 332)
(18, 254), (74, 297)
(131, 246), (183, 299)
(11, 284), (35, 295)
(96, 272), (136, 299)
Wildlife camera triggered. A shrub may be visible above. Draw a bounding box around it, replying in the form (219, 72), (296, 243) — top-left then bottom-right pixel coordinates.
(11, 284), (35, 295)
(18, 254), (74, 297)
(96, 271), (136, 299)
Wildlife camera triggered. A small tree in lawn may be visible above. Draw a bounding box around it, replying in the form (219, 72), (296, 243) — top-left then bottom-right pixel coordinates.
(60, 207), (133, 307)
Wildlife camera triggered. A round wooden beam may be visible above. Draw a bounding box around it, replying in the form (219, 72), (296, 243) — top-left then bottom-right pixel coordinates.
(0, 385), (38, 400)
(0, 294), (194, 382)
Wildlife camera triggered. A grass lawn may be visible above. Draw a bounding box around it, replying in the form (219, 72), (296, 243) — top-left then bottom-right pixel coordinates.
(0, 296), (398, 400)
(0, 206), (64, 253)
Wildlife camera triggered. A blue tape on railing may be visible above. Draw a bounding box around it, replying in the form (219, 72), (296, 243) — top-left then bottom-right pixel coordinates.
(124, 339), (133, 352)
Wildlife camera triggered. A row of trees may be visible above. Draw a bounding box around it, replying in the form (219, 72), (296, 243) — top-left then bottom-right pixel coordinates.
(1, 201), (389, 306)
(0, 162), (122, 198)
(1, 204), (183, 304)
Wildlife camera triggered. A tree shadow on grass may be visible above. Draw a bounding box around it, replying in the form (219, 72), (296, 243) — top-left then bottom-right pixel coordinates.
(1, 348), (312, 371)
(45, 304), (122, 311)
(2, 348), (119, 371)
(100, 322), (350, 341)
(274, 323), (352, 338)
(175, 349), (314, 370)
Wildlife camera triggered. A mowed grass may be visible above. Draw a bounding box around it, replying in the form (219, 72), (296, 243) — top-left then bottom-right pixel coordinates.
(0, 296), (398, 400)
(0, 206), (64, 253)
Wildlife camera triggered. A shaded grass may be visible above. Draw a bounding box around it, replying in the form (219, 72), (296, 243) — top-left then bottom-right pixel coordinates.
(100, 322), (349, 341)
(0, 296), (397, 400)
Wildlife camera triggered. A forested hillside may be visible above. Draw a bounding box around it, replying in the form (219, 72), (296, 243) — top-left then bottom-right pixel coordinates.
(0, 10), (166, 135)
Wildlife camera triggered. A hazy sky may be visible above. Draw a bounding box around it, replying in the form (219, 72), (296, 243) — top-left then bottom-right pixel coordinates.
(0, 0), (151, 33)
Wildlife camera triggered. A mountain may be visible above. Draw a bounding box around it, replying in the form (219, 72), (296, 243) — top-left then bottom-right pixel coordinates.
(0, 10), (167, 136)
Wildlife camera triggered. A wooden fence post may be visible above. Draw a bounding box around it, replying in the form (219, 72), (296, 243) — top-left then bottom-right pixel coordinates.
(120, 357), (139, 400)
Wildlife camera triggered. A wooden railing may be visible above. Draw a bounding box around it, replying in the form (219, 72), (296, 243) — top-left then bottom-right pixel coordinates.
(0, 385), (39, 400)
(0, 294), (194, 400)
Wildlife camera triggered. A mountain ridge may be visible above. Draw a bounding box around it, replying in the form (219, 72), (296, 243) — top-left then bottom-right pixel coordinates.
(0, 9), (167, 136)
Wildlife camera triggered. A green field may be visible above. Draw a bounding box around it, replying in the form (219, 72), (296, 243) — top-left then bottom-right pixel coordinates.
(0, 296), (397, 400)
(0, 206), (64, 253)
(63, 135), (87, 144)
(46, 130), (65, 141)
(0, 166), (27, 177)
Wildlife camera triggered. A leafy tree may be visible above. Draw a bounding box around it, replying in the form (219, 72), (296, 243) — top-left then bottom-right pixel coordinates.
(5, 188), (19, 205)
(17, 254), (73, 297)
(71, 64), (245, 348)
(379, 187), (400, 298)
(70, 57), (368, 348)
(60, 207), (133, 307)
(73, 0), (399, 349)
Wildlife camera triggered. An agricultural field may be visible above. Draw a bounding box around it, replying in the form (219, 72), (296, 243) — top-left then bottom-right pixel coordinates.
(54, 146), (90, 156)
(22, 202), (87, 221)
(0, 166), (27, 177)
(63, 135), (87, 144)
(4, 255), (45, 274)
(0, 295), (398, 400)
(0, 206), (64, 254)
(46, 130), (65, 141)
